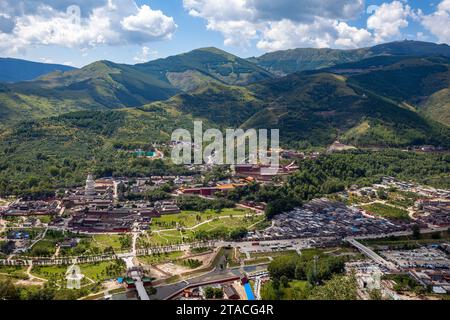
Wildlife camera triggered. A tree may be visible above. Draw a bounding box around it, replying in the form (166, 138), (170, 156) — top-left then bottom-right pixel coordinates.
(204, 287), (215, 299)
(268, 254), (300, 279)
(412, 224), (421, 240)
(377, 189), (388, 200)
(369, 289), (383, 300)
(0, 279), (19, 300)
(309, 274), (358, 300)
(280, 275), (289, 288)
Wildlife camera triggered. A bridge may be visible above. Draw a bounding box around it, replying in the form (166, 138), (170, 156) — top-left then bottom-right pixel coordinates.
(346, 238), (397, 271)
(122, 256), (150, 301)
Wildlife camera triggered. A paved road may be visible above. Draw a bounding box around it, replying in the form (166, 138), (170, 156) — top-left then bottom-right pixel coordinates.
(150, 254), (268, 301)
(346, 238), (397, 271)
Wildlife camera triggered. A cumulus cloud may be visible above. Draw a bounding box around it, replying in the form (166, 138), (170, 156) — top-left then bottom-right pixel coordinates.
(184, 0), (372, 50)
(421, 0), (450, 44)
(121, 5), (176, 39)
(0, 0), (177, 54)
(134, 46), (158, 63)
(247, 0), (365, 22)
(367, 1), (413, 43)
(256, 18), (372, 51)
(185, 0), (450, 51)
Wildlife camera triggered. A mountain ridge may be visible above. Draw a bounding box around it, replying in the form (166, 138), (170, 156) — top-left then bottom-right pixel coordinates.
(250, 40), (450, 76)
(0, 58), (76, 83)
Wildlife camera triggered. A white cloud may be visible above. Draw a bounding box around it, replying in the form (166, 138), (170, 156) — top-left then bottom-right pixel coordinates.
(367, 1), (413, 43)
(121, 5), (177, 39)
(134, 46), (158, 63)
(0, 0), (177, 54)
(184, 0), (374, 51)
(421, 0), (450, 44)
(334, 21), (373, 48)
(256, 18), (372, 51)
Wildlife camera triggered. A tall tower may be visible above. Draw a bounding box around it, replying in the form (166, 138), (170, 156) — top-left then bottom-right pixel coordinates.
(85, 173), (96, 197)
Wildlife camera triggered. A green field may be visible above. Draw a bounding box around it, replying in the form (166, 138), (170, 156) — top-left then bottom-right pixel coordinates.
(386, 191), (422, 208)
(91, 234), (131, 251)
(261, 280), (310, 300)
(30, 240), (57, 257)
(150, 208), (252, 231)
(244, 257), (271, 266)
(0, 265), (28, 281)
(362, 230), (450, 248)
(362, 203), (410, 220)
(250, 251), (297, 259)
(34, 215), (54, 224)
(144, 212), (265, 246)
(138, 251), (184, 265)
(31, 260), (126, 283)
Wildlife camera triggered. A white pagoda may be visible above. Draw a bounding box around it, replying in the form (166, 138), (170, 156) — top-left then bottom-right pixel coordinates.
(85, 173), (96, 197)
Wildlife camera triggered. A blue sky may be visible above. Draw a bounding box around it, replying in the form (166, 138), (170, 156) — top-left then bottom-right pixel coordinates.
(0, 0), (448, 67)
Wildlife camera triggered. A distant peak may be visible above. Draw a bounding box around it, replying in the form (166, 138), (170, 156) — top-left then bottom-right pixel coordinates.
(193, 47), (232, 55)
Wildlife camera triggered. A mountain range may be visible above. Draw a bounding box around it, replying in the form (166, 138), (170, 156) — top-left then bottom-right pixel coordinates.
(0, 40), (449, 148)
(0, 58), (75, 83)
(1, 40), (450, 195)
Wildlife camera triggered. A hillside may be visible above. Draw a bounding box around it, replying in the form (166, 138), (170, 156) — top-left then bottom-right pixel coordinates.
(135, 47), (274, 91)
(246, 73), (450, 148)
(1, 44), (450, 197)
(0, 60), (179, 125)
(250, 40), (450, 75)
(423, 89), (450, 126)
(0, 48), (273, 125)
(0, 58), (76, 83)
(0, 107), (196, 196)
(143, 71), (450, 149)
(249, 48), (369, 76)
(315, 55), (449, 125)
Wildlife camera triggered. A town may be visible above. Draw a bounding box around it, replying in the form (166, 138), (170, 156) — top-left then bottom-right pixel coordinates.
(0, 151), (449, 301)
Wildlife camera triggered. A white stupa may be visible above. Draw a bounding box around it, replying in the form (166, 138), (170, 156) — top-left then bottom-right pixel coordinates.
(85, 173), (96, 197)
(66, 264), (84, 290)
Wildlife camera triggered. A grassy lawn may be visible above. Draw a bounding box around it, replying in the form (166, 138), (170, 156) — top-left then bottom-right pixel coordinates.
(31, 265), (67, 280)
(81, 261), (126, 281)
(244, 257), (271, 266)
(261, 280), (310, 300)
(31, 261), (126, 282)
(386, 191), (422, 208)
(138, 251), (184, 265)
(0, 265), (28, 280)
(146, 214), (265, 246)
(362, 203), (410, 220)
(150, 208), (252, 231)
(34, 215), (54, 224)
(250, 250), (297, 259)
(92, 234), (131, 251)
(30, 239), (57, 257)
(195, 216), (264, 233)
(362, 230), (450, 248)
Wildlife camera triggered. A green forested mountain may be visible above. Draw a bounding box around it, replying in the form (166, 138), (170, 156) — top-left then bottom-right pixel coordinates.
(164, 71), (450, 148)
(246, 72), (435, 148)
(0, 42), (450, 197)
(0, 58), (76, 83)
(0, 48), (273, 125)
(0, 107), (196, 196)
(324, 55), (450, 125)
(0, 60), (179, 124)
(1, 45), (449, 148)
(250, 40), (450, 75)
(423, 89), (450, 126)
(135, 47), (274, 91)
